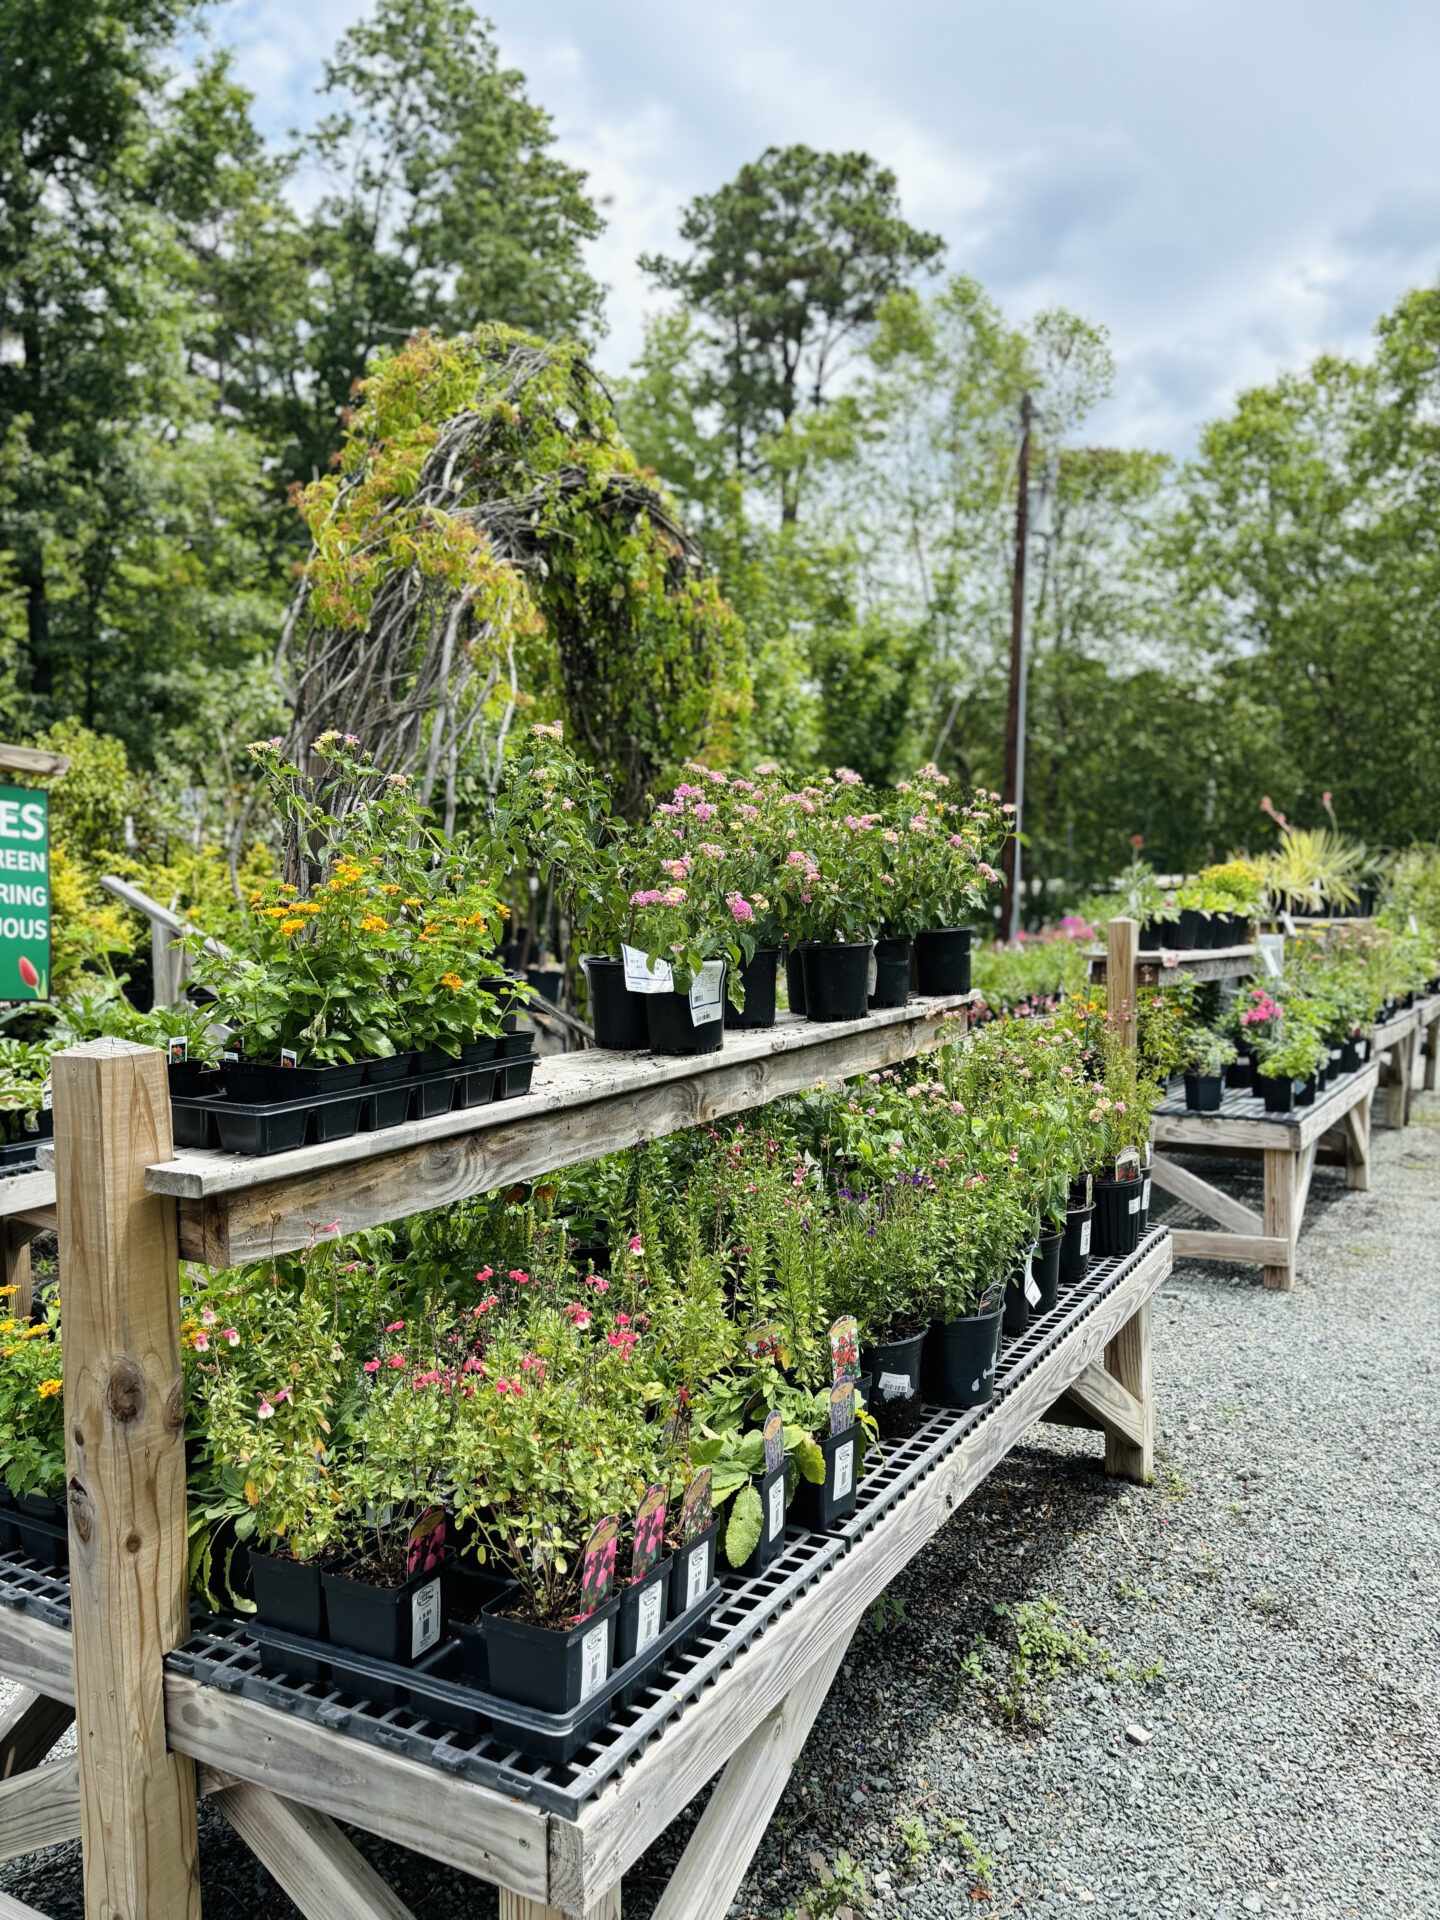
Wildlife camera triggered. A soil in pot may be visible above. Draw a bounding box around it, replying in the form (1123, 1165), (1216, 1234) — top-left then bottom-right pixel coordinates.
(583, 955), (650, 1050)
(1059, 1204), (1093, 1283)
(482, 1590), (622, 1716)
(1183, 1071), (1225, 1113)
(1093, 1177), (1143, 1258)
(1032, 1232), (1062, 1314)
(859, 1327), (927, 1437)
(868, 935), (913, 1010)
(914, 926), (972, 995)
(723, 948), (780, 1031)
(924, 1307), (1004, 1409)
(645, 987), (724, 1056)
(801, 943), (873, 1023)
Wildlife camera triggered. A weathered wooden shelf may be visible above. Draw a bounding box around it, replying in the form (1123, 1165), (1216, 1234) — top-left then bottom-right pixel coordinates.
(143, 996), (974, 1264)
(1091, 943), (1257, 985)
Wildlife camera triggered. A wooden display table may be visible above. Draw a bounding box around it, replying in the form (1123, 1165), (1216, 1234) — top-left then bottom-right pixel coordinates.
(1372, 995), (1440, 1129)
(1150, 1062), (1378, 1292)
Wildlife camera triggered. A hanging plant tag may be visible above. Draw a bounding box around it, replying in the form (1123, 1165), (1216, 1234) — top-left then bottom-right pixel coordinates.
(1025, 1266), (1043, 1307)
(762, 1407), (785, 1476)
(167, 1036), (188, 1065)
(745, 1320), (784, 1364)
(688, 959), (724, 1026)
(578, 1515), (619, 1617)
(828, 1315), (860, 1384)
(678, 1469), (712, 1544)
(631, 1485), (667, 1581)
(829, 1379), (856, 1436)
(405, 1505), (447, 1577)
(621, 943), (673, 995)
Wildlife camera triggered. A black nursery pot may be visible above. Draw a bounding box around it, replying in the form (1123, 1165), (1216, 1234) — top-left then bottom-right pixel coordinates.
(483, 1590), (622, 1716)
(583, 956), (650, 1051)
(1260, 1074), (1298, 1114)
(322, 1562), (445, 1669)
(924, 1307), (1004, 1409)
(1339, 1038), (1362, 1074)
(801, 942), (873, 1023)
(1059, 1204), (1094, 1283)
(914, 926), (972, 996)
(791, 1425), (860, 1532)
(1297, 1076), (1317, 1107)
(1002, 1261), (1031, 1336)
(1032, 1232), (1062, 1314)
(1093, 1177), (1143, 1258)
(868, 935), (913, 1010)
(219, 1058), (274, 1104)
(250, 1550), (326, 1640)
(274, 1060), (366, 1100)
(784, 944), (809, 1016)
(14, 1492), (67, 1569)
(859, 1328), (927, 1434)
(1175, 907), (1203, 950)
(724, 948), (780, 1031)
(0, 1488), (18, 1554)
(668, 1518), (723, 1624)
(1227, 1053), (1255, 1092)
(615, 1557), (673, 1669)
(1183, 1071), (1225, 1113)
(645, 986), (724, 1056)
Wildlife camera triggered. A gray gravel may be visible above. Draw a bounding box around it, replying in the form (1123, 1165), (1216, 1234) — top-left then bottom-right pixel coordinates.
(4, 1103), (1437, 1919)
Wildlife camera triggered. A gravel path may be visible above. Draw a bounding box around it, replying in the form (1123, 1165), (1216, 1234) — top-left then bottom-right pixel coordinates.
(4, 1100), (1437, 1919)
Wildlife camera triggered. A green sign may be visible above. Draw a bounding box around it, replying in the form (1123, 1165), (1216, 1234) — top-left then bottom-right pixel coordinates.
(0, 786), (50, 1002)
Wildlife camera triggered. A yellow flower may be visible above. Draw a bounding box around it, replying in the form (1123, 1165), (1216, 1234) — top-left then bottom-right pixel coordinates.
(441, 972), (464, 992)
(261, 906), (289, 919)
(403, 897), (422, 908)
(279, 918), (305, 936)
(19, 1325), (49, 1341)
(380, 885), (400, 896)
(359, 914), (387, 933)
(36, 1379), (62, 1399)
(0, 1285), (16, 1299)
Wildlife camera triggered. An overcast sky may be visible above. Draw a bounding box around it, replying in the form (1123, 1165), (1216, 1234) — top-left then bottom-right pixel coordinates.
(211, 0), (1440, 455)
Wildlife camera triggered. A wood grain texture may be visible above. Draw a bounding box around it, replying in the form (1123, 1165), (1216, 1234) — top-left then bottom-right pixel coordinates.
(0, 1691), (73, 1778)
(1344, 1095), (1372, 1192)
(649, 1634), (854, 1920)
(0, 1757), (78, 1860)
(53, 1038), (200, 1920)
(499, 1891), (620, 1920)
(211, 1781), (417, 1920)
(1106, 918), (1138, 1049)
(1148, 1155), (1263, 1236)
(164, 1675), (551, 1899)
(1167, 1229), (1289, 1266)
(160, 1000), (973, 1264)
(0, 1606), (74, 1708)
(1425, 1011), (1440, 1093)
(553, 1237), (1172, 1909)
(1102, 1302), (1155, 1483)
(0, 1888), (49, 1919)
(1061, 1359), (1147, 1453)
(1262, 1146), (1297, 1292)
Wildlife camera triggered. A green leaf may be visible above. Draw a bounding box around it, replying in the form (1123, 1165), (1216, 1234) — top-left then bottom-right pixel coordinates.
(794, 1436), (826, 1485)
(724, 1484), (763, 1568)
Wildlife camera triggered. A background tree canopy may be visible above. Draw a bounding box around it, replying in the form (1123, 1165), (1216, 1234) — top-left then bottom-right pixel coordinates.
(2, 0), (1438, 918)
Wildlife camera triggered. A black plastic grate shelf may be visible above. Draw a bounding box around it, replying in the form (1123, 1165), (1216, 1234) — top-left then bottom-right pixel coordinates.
(0, 1231), (1169, 1822)
(1155, 1063), (1372, 1128)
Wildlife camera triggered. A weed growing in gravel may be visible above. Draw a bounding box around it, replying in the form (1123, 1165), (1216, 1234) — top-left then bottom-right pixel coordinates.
(867, 1588), (908, 1637)
(934, 1814), (997, 1891)
(897, 1814), (931, 1868)
(958, 1596), (1163, 1728)
(1160, 1465), (1191, 1499)
(1113, 1576), (1147, 1602)
(784, 1849), (870, 1919)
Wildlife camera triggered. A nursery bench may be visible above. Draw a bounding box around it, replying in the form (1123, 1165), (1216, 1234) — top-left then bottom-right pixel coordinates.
(1149, 1060), (1378, 1291)
(1372, 994), (1440, 1129)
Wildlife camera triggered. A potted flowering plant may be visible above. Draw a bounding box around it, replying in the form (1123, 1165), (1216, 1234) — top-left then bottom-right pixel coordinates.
(625, 879), (740, 1056)
(892, 769), (1008, 994)
(1255, 1025), (1329, 1113)
(821, 1182), (931, 1434)
(916, 1171), (1030, 1409)
(1182, 1030), (1237, 1113)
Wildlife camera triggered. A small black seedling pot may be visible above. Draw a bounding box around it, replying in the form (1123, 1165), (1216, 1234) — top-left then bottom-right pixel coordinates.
(219, 1059), (273, 1104)
(737, 1466), (790, 1577)
(723, 948), (780, 1030)
(364, 1053), (414, 1084)
(482, 1589), (621, 1716)
(1031, 1232), (1062, 1313)
(1297, 1076), (1317, 1106)
(860, 1328), (926, 1435)
(614, 1556), (672, 1669)
(167, 1061), (221, 1099)
(914, 926), (972, 995)
(366, 1083), (413, 1131)
(1059, 1204), (1093, 1283)
(411, 1065), (460, 1118)
(1260, 1075), (1298, 1114)
(584, 956), (651, 1050)
(791, 1426), (859, 1533)
(1183, 1071), (1225, 1113)
(460, 1034), (499, 1067)
(801, 942), (873, 1022)
(456, 1064), (499, 1110)
(1175, 907), (1203, 949)
(645, 989), (724, 1056)
(251, 1550), (326, 1638)
(323, 1562), (445, 1670)
(1227, 1054), (1255, 1091)
(500, 1058), (537, 1099)
(668, 1517), (723, 1623)
(1338, 1038), (1362, 1074)
(1093, 1177), (1142, 1257)
(0, 1488), (18, 1553)
(924, 1307), (1003, 1408)
(868, 935), (913, 1010)
(274, 1061), (366, 1100)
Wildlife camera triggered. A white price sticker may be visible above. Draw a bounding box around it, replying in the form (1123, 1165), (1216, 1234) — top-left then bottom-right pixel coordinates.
(767, 1475), (786, 1541)
(1079, 1219), (1092, 1256)
(635, 1581), (664, 1655)
(686, 1541), (710, 1610)
(878, 1370), (911, 1400)
(688, 959), (724, 1026)
(410, 1578), (441, 1660)
(1128, 1194), (1142, 1215)
(833, 1439), (855, 1501)
(579, 1621), (609, 1701)
(621, 943), (673, 995)
(1024, 1271), (1042, 1307)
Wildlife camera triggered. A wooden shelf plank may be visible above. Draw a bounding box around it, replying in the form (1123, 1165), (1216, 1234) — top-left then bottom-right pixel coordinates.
(145, 998), (973, 1266)
(1153, 1062), (1378, 1151)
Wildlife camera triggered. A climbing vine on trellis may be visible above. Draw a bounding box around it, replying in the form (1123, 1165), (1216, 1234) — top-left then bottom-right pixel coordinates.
(280, 324), (745, 821)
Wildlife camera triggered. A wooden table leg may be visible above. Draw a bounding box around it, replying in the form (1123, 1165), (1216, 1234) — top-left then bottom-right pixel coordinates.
(1425, 1017), (1440, 1093)
(1262, 1146), (1297, 1291)
(1344, 1091), (1373, 1192)
(500, 1892), (621, 1920)
(2, 1223), (33, 1323)
(1099, 1300), (1155, 1484)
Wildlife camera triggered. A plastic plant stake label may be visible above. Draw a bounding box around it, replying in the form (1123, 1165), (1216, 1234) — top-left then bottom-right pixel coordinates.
(866, 948), (878, 996)
(678, 1469), (712, 1544)
(762, 1408), (784, 1476)
(631, 1485), (667, 1581)
(878, 1371), (911, 1400)
(1024, 1269), (1042, 1307)
(1080, 1219), (1092, 1256)
(1142, 1178), (1152, 1213)
(279, 1047), (297, 1069)
(636, 1582), (664, 1654)
(833, 1439), (855, 1502)
(829, 1380), (855, 1436)
(621, 944), (672, 995)
(767, 1474), (786, 1541)
(578, 1515), (619, 1615)
(167, 1036), (188, 1065)
(410, 1578), (441, 1660)
(580, 1621), (609, 1702)
(828, 1315), (860, 1384)
(686, 1540), (710, 1610)
(688, 959), (724, 1026)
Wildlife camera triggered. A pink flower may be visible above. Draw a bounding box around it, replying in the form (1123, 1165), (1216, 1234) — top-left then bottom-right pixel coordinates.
(628, 1234), (643, 1253)
(193, 1331), (209, 1352)
(223, 1328), (239, 1347)
(320, 1220), (340, 1236)
(693, 803), (717, 820)
(385, 1321), (404, 1334)
(565, 1304), (593, 1327)
(727, 893), (755, 923)
(476, 1266), (494, 1284)
(257, 1399), (274, 1420)
(585, 1274), (610, 1293)
(363, 1358), (381, 1374)
(662, 858), (690, 880)
(200, 1308), (216, 1326)
(388, 1353), (406, 1370)
(509, 1269), (531, 1285)
(836, 767), (862, 786)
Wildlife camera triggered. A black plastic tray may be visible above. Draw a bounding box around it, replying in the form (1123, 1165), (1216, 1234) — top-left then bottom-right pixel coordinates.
(172, 1053), (538, 1156)
(246, 1578), (722, 1765)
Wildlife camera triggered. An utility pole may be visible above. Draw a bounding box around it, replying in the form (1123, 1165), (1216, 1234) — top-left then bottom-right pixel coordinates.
(1001, 393), (1032, 940)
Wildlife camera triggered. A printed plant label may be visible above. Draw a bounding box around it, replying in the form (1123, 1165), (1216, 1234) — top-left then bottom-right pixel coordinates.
(833, 1439), (855, 1502)
(829, 1379), (855, 1436)
(580, 1621), (609, 1702)
(1080, 1219), (1092, 1256)
(762, 1408), (785, 1475)
(406, 1506), (447, 1577)
(688, 959), (724, 1026)
(678, 1469), (712, 1544)
(631, 1485), (667, 1581)
(1142, 1178), (1152, 1212)
(1024, 1269), (1042, 1307)
(767, 1473), (786, 1542)
(578, 1515), (619, 1614)
(621, 943), (673, 995)
(167, 1036), (188, 1065)
(686, 1540), (711, 1610)
(636, 1581), (664, 1654)
(279, 1047), (298, 1069)
(745, 1321), (784, 1364)
(410, 1577), (442, 1660)
(878, 1370), (912, 1401)
(828, 1315), (860, 1384)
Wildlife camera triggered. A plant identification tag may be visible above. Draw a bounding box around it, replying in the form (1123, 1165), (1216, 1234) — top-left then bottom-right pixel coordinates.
(631, 1485), (667, 1581)
(1280, 910), (1297, 936)
(685, 1539), (711, 1610)
(410, 1577), (442, 1660)
(621, 943), (672, 994)
(688, 959), (724, 1025)
(635, 1581), (664, 1654)
(579, 1621), (609, 1702)
(167, 1036), (188, 1064)
(678, 1469), (712, 1543)
(767, 1473), (786, 1542)
(406, 1506), (447, 1576)
(279, 1047), (297, 1069)
(1259, 934), (1284, 979)
(1128, 1193), (1142, 1214)
(833, 1439), (855, 1501)
(1142, 1177), (1152, 1213)
(829, 1379), (855, 1435)
(762, 1408), (785, 1475)
(578, 1515), (619, 1614)
(828, 1315), (860, 1384)
(866, 948), (878, 996)
(1024, 1269), (1042, 1307)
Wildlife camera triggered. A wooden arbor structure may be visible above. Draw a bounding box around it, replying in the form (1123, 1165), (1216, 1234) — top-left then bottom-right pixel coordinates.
(0, 997), (1169, 1920)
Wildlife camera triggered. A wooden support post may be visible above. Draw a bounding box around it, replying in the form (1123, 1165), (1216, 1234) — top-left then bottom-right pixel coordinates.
(1106, 916), (1139, 1050)
(1344, 1091), (1372, 1191)
(498, 1894), (621, 1920)
(1424, 1013), (1440, 1093)
(54, 1038), (200, 1920)
(1101, 1301), (1154, 1483)
(650, 1632), (855, 1920)
(210, 1780), (416, 1920)
(1261, 1146), (1297, 1292)
(0, 1689), (73, 1777)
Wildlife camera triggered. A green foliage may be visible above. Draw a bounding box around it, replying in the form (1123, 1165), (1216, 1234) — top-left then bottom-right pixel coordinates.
(0, 1295), (65, 1499)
